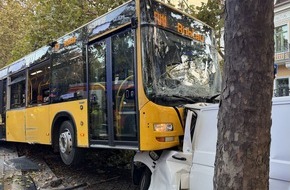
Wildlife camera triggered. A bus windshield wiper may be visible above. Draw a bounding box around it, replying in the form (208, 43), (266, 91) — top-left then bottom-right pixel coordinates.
(174, 94), (220, 104)
(151, 94), (195, 104)
(172, 95), (196, 103)
(209, 93), (220, 102)
(151, 94), (220, 104)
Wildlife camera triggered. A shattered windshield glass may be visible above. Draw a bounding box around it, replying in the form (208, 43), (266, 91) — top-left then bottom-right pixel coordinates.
(142, 26), (221, 105)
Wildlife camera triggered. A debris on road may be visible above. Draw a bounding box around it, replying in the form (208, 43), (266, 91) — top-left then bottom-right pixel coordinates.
(0, 143), (138, 190)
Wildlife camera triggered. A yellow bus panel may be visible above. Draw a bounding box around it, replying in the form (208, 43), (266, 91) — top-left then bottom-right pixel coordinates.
(49, 100), (89, 148)
(6, 109), (26, 142)
(26, 105), (50, 144)
(139, 101), (184, 150)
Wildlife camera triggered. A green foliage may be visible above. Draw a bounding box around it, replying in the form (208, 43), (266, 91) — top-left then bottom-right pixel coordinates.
(194, 1), (225, 58)
(181, 0), (224, 59)
(0, 0), (32, 67)
(195, 1), (224, 29)
(0, 0), (127, 67)
(87, 149), (135, 168)
(0, 0), (224, 67)
(29, 0), (127, 50)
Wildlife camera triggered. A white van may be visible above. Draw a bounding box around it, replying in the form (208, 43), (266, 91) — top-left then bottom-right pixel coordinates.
(133, 96), (290, 190)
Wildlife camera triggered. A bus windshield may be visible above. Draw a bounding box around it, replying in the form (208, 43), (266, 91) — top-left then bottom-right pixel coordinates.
(141, 0), (221, 105)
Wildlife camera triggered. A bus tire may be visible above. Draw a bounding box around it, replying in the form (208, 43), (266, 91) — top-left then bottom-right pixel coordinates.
(140, 167), (151, 190)
(59, 120), (82, 165)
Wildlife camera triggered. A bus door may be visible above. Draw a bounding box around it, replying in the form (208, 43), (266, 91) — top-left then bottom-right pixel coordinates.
(6, 72), (26, 142)
(88, 28), (138, 147)
(25, 60), (51, 144)
(0, 79), (6, 139)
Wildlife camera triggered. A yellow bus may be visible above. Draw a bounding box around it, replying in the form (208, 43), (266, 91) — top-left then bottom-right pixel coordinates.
(0, 0), (220, 165)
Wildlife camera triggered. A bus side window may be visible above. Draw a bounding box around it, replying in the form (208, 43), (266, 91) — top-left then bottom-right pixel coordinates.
(112, 29), (137, 140)
(28, 62), (50, 105)
(0, 79), (6, 123)
(51, 45), (86, 103)
(10, 73), (26, 109)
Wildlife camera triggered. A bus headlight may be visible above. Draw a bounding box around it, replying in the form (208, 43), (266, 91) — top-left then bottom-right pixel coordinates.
(153, 123), (173, 132)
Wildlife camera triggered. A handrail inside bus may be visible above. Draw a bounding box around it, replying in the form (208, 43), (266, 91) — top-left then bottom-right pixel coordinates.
(116, 75), (134, 134)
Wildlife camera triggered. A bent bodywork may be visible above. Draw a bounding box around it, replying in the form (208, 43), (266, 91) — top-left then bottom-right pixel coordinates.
(133, 97), (290, 189)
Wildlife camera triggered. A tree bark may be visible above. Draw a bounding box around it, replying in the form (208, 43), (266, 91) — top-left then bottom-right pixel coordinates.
(214, 0), (274, 189)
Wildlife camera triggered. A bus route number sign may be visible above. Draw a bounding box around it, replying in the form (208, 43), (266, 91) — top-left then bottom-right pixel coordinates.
(153, 11), (205, 43)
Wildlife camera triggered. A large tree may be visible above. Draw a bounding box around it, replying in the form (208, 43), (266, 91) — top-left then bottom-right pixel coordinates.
(0, 0), (32, 67)
(214, 0), (274, 189)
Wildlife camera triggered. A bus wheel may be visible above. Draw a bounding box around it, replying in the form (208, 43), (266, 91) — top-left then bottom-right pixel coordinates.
(59, 121), (81, 165)
(140, 167), (151, 190)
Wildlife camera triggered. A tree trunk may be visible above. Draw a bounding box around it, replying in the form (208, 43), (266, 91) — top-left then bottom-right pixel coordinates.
(214, 0), (274, 189)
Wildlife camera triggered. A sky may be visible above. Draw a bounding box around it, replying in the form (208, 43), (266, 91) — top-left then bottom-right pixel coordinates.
(171, 0), (207, 7)
(187, 0), (207, 6)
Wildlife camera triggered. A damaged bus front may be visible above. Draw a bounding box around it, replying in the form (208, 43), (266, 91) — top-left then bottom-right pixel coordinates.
(141, 1), (220, 107)
(133, 0), (221, 189)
